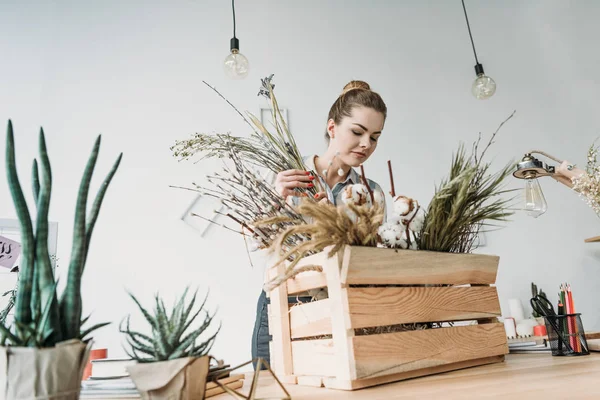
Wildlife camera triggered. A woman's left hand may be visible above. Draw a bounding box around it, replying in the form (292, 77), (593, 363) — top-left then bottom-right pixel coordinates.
(313, 192), (331, 204)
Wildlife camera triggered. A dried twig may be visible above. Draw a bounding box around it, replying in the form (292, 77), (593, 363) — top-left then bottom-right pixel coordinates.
(387, 160), (396, 197)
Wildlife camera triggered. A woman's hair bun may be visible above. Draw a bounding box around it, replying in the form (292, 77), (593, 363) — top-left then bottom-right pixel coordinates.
(341, 80), (371, 96)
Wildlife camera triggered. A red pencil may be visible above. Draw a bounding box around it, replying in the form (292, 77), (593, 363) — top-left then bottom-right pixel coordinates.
(563, 284), (575, 351)
(568, 285), (581, 352)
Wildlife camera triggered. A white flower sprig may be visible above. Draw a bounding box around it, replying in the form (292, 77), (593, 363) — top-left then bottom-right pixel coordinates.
(571, 141), (600, 217)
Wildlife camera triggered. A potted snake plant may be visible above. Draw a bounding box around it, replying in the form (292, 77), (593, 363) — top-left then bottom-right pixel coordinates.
(0, 120), (122, 399)
(121, 288), (220, 400)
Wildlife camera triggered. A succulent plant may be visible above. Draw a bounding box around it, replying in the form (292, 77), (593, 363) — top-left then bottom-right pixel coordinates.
(0, 120), (122, 347)
(120, 288), (220, 362)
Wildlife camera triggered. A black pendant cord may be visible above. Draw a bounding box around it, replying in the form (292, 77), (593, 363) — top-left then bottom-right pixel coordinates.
(232, 0), (237, 39)
(461, 0), (479, 65)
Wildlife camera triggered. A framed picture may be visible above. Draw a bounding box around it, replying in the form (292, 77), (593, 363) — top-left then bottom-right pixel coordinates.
(180, 194), (225, 237)
(181, 106), (291, 238)
(0, 218), (59, 319)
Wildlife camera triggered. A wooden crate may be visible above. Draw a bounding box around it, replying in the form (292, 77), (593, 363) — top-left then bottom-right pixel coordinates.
(267, 245), (508, 390)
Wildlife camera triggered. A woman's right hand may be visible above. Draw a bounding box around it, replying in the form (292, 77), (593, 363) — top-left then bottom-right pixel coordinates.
(275, 169), (315, 199)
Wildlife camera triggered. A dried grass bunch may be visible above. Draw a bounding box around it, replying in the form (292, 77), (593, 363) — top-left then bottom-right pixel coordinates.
(257, 200), (385, 291)
(171, 75), (321, 196)
(419, 112), (517, 253)
(171, 76), (317, 251)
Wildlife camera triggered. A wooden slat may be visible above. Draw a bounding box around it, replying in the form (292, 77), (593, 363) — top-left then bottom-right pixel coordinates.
(347, 286), (501, 329)
(268, 263), (293, 377)
(342, 246), (499, 285)
(351, 322), (508, 380)
(290, 299), (332, 339)
(324, 247), (357, 381)
(286, 271), (327, 295)
(323, 355), (505, 390)
(296, 376), (324, 387)
(291, 339), (336, 377)
(279, 374), (298, 384)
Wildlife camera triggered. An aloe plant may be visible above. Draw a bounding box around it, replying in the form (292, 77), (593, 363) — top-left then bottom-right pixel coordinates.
(120, 288), (220, 362)
(0, 120), (122, 347)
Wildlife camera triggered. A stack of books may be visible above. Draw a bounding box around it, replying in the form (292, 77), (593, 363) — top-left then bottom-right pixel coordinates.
(206, 375), (245, 398)
(80, 358), (139, 399)
(205, 361), (245, 398)
(79, 358), (244, 399)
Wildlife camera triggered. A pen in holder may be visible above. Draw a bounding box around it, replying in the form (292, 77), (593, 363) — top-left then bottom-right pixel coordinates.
(543, 313), (589, 356)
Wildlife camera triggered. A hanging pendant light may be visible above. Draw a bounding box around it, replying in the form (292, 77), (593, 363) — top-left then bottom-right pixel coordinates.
(462, 0), (496, 99)
(223, 0), (249, 79)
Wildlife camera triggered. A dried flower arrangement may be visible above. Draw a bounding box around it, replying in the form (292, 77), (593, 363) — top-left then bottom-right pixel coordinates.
(571, 140), (600, 216)
(173, 77), (516, 271)
(258, 201), (385, 291)
(171, 75), (321, 196)
(419, 112), (517, 253)
(171, 76), (319, 254)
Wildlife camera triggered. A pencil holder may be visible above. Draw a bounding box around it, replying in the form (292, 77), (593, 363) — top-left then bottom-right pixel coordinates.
(543, 313), (589, 356)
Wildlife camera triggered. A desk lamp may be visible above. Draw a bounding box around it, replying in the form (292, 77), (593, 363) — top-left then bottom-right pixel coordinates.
(513, 150), (599, 242)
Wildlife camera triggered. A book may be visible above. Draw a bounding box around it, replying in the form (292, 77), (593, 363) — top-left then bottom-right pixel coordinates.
(82, 377), (137, 391)
(79, 390), (140, 399)
(508, 341), (551, 353)
(205, 380), (244, 398)
(90, 358), (137, 379)
(206, 374), (244, 390)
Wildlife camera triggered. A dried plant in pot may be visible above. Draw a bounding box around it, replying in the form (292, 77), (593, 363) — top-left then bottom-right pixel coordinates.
(121, 288), (220, 400)
(0, 121), (122, 399)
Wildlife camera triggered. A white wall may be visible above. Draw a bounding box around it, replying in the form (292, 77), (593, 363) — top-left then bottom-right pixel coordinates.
(1, 0), (600, 367)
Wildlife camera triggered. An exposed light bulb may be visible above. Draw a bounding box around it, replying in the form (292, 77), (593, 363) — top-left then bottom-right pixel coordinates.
(224, 38), (249, 79)
(472, 73), (496, 99)
(524, 177), (547, 218)
(471, 63), (496, 99)
(224, 50), (249, 79)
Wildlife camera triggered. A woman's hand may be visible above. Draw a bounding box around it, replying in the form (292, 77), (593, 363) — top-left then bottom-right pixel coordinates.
(275, 169), (315, 199)
(313, 192), (331, 204)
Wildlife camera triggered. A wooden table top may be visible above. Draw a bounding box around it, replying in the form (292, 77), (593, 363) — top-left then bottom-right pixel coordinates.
(212, 353), (600, 399)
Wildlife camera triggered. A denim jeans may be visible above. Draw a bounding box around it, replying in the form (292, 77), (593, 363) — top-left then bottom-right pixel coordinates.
(251, 290), (313, 371)
(251, 290), (271, 370)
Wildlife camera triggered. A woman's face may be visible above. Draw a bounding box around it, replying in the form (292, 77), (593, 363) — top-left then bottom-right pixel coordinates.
(327, 106), (385, 168)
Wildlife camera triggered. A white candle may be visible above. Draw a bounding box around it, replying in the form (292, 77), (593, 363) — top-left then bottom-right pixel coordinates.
(516, 321), (534, 337)
(508, 298), (526, 321)
(504, 317), (517, 338)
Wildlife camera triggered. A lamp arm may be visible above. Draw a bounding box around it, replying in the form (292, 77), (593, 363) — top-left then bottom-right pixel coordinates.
(551, 160), (585, 189)
(526, 150), (563, 164)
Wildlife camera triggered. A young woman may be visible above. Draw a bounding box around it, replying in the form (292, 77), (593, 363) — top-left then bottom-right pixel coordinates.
(251, 80), (388, 369)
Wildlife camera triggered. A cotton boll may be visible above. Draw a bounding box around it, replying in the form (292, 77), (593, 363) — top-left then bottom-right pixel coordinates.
(342, 184), (372, 207)
(397, 236), (408, 249)
(393, 195), (412, 216)
(387, 216), (406, 228)
(378, 222), (403, 248)
(408, 239), (418, 250)
(408, 208), (425, 232)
